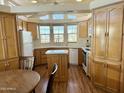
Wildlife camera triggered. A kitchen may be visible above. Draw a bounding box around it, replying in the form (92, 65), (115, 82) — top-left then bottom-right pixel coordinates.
(0, 0), (124, 93)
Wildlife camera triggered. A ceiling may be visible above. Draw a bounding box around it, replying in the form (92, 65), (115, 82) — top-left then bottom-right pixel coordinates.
(7, 0), (93, 23)
(10, 0), (93, 6)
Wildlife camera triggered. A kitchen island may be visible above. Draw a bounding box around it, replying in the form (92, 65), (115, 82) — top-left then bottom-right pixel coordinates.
(46, 50), (69, 82)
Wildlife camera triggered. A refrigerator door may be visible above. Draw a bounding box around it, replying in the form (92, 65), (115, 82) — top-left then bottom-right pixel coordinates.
(19, 31), (34, 56)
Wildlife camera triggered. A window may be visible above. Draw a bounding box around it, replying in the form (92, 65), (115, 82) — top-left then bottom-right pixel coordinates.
(52, 14), (64, 20)
(67, 25), (78, 42)
(0, 0), (4, 5)
(53, 26), (64, 43)
(40, 15), (49, 20)
(40, 26), (50, 43)
(67, 15), (76, 20)
(8, 1), (16, 7)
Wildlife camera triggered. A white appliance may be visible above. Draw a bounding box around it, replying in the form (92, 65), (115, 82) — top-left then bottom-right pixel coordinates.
(19, 31), (33, 56)
(69, 49), (78, 65)
(82, 47), (90, 75)
(19, 31), (34, 70)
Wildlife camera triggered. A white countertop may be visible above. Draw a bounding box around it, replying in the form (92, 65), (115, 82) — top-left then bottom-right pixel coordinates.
(45, 50), (68, 55)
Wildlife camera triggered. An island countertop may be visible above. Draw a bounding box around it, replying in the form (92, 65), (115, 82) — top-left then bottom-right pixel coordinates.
(45, 49), (68, 55)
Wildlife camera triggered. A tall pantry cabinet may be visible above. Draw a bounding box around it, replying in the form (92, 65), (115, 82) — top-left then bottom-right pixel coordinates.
(92, 3), (123, 93)
(0, 13), (19, 71)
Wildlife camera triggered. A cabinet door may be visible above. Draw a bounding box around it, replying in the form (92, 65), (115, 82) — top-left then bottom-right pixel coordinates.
(27, 22), (37, 40)
(78, 48), (83, 65)
(94, 10), (107, 59)
(79, 21), (88, 38)
(120, 33), (124, 93)
(107, 6), (123, 61)
(93, 61), (107, 87)
(34, 49), (41, 66)
(0, 61), (6, 72)
(6, 58), (19, 70)
(88, 53), (94, 78)
(106, 64), (121, 92)
(4, 15), (18, 59)
(0, 17), (6, 60)
(60, 55), (68, 81)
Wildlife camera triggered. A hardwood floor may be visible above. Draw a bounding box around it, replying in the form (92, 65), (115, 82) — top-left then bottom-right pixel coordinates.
(34, 65), (107, 93)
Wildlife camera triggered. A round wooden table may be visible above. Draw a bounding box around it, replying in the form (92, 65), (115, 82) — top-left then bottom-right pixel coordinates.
(0, 70), (40, 93)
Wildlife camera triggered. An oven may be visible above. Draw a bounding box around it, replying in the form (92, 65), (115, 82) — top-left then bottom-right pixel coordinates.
(82, 47), (90, 75)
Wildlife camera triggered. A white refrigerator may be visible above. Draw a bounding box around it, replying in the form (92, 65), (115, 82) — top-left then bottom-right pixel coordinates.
(19, 31), (34, 70)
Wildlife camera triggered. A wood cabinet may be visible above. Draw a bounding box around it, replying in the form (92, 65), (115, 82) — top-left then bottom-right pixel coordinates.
(27, 22), (38, 40)
(94, 5), (123, 62)
(79, 21), (88, 38)
(92, 3), (124, 93)
(78, 48), (83, 65)
(120, 28), (124, 93)
(106, 64), (120, 92)
(88, 52), (94, 79)
(4, 15), (18, 59)
(34, 48), (69, 66)
(0, 13), (19, 71)
(0, 17), (6, 60)
(94, 10), (107, 59)
(93, 61), (121, 93)
(6, 58), (19, 70)
(47, 54), (68, 82)
(34, 48), (47, 66)
(107, 6), (123, 61)
(93, 61), (107, 87)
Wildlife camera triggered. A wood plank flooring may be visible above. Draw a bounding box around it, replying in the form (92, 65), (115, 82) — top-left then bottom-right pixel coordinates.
(34, 65), (107, 93)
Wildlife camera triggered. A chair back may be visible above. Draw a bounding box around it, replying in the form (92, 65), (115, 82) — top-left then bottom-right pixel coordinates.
(46, 63), (58, 93)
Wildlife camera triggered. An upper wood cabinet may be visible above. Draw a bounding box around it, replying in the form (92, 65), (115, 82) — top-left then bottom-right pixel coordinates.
(93, 5), (123, 62)
(79, 21), (88, 38)
(27, 22), (38, 40)
(94, 10), (107, 59)
(4, 15), (18, 59)
(0, 17), (6, 60)
(107, 6), (123, 61)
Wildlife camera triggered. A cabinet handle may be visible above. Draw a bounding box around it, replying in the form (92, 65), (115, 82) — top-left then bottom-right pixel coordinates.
(107, 32), (109, 36)
(105, 32), (107, 37)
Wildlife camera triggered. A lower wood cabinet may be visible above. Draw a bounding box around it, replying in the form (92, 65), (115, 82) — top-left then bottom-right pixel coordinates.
(93, 61), (106, 87)
(78, 48), (83, 65)
(0, 61), (6, 72)
(47, 54), (68, 82)
(34, 49), (47, 66)
(0, 58), (19, 72)
(6, 58), (19, 70)
(93, 61), (121, 93)
(106, 64), (120, 92)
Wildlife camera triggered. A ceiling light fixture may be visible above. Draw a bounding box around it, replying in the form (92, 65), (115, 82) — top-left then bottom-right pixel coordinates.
(76, 0), (82, 2)
(32, 0), (38, 3)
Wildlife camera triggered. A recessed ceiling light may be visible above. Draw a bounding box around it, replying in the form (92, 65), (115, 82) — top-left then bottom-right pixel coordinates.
(76, 0), (82, 2)
(32, 0), (38, 3)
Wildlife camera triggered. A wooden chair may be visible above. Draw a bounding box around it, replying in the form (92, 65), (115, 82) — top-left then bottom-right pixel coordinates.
(46, 63), (58, 93)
